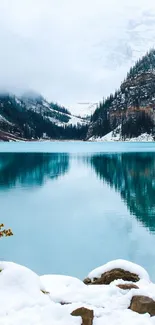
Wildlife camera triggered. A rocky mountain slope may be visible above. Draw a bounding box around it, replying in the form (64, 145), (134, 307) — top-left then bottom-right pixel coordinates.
(0, 92), (88, 141)
(88, 49), (155, 140)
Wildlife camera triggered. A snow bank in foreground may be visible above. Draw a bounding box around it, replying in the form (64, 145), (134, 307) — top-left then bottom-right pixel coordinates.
(88, 259), (150, 281)
(0, 261), (48, 316)
(41, 274), (85, 303)
(41, 274), (85, 291)
(0, 260), (155, 324)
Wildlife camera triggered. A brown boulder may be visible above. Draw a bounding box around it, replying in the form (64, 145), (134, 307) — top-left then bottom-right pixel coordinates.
(117, 283), (139, 290)
(83, 268), (140, 285)
(129, 295), (155, 316)
(71, 307), (94, 325)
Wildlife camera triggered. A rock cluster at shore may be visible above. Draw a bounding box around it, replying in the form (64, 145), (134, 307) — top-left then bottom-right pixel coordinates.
(0, 259), (155, 324)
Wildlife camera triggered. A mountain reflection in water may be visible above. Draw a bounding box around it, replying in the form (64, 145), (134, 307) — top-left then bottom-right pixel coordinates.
(89, 153), (155, 232)
(0, 153), (70, 188)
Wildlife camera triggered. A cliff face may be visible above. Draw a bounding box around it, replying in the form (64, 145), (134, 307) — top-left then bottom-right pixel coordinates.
(88, 50), (155, 139)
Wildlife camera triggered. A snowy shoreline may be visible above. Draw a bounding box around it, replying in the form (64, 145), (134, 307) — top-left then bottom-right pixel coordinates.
(1, 259), (155, 324)
(8, 138), (155, 143)
(89, 127), (155, 143)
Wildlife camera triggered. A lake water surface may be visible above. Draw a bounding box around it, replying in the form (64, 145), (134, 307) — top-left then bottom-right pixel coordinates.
(1, 142), (155, 281)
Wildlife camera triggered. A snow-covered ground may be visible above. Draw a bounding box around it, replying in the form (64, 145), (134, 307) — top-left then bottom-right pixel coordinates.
(66, 115), (87, 127)
(1, 259), (155, 324)
(47, 113), (87, 127)
(89, 126), (154, 142)
(126, 133), (154, 142)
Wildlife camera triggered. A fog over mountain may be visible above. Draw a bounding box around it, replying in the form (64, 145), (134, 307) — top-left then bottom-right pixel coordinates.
(0, 1), (155, 115)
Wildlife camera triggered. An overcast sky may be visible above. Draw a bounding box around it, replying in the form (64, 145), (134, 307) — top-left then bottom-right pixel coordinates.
(0, 0), (155, 114)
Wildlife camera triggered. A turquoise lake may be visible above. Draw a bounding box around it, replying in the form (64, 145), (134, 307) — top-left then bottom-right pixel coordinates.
(1, 142), (155, 280)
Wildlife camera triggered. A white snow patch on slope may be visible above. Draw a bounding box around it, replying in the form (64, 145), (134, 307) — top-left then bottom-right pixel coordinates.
(69, 104), (97, 118)
(42, 100), (50, 108)
(89, 125), (122, 142)
(67, 115), (87, 126)
(47, 110), (87, 127)
(47, 116), (60, 124)
(89, 125), (154, 142)
(1, 259), (155, 324)
(15, 97), (22, 105)
(0, 114), (14, 125)
(126, 133), (154, 142)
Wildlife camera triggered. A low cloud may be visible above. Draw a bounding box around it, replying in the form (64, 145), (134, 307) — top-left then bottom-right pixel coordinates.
(0, 0), (155, 112)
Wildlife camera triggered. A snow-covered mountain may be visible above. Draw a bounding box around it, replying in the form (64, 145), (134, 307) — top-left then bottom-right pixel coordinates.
(65, 7), (155, 118)
(0, 92), (88, 141)
(20, 93), (87, 127)
(88, 49), (155, 141)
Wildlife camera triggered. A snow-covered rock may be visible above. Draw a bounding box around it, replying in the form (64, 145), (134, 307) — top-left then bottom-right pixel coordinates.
(0, 260), (155, 324)
(84, 259), (150, 285)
